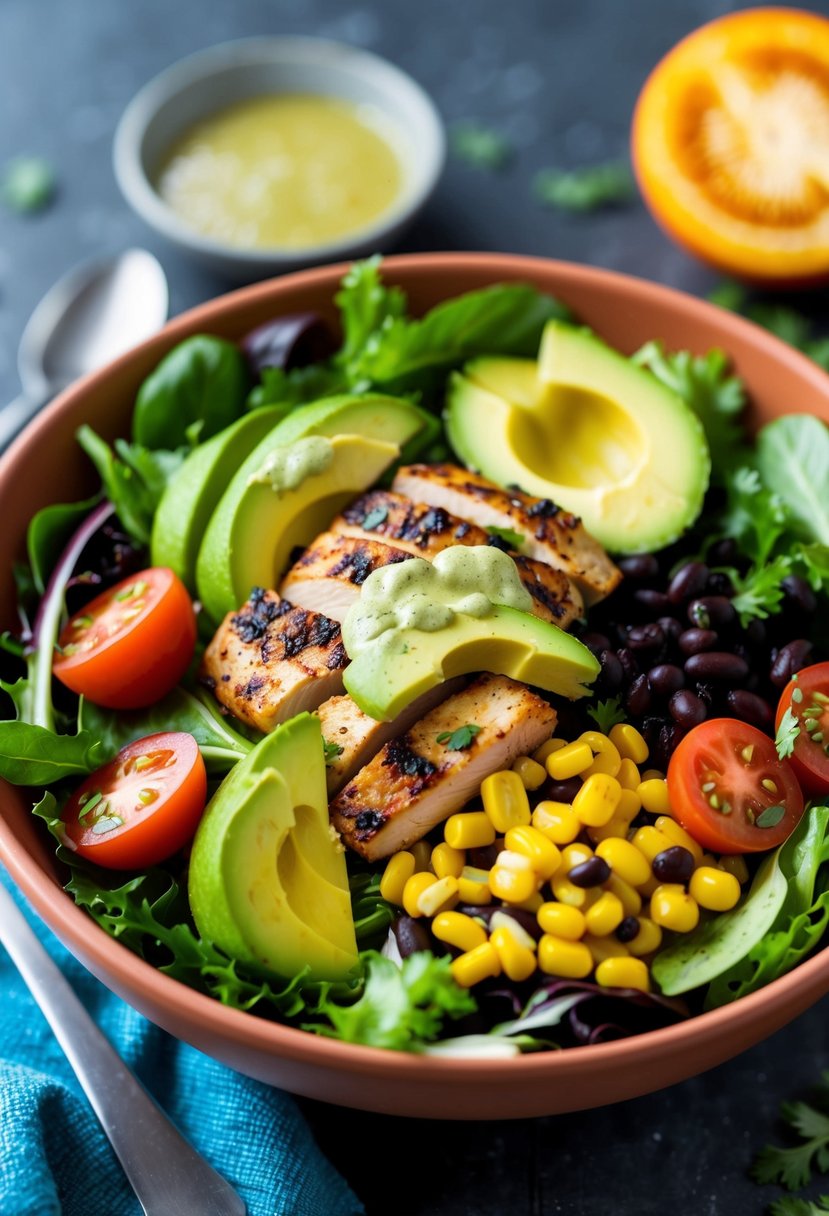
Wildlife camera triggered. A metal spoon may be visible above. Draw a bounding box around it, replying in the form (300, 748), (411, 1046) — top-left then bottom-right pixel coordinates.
(0, 878), (246, 1215)
(0, 248), (169, 451)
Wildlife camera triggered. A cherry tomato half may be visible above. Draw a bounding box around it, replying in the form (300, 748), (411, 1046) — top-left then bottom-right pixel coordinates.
(775, 663), (829, 797)
(667, 719), (804, 854)
(53, 567), (196, 709)
(61, 732), (207, 869)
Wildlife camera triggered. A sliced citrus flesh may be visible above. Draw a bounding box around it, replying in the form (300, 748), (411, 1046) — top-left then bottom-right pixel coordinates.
(632, 7), (829, 283)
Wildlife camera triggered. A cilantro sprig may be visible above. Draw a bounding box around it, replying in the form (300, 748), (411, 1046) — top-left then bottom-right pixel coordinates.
(586, 697), (626, 734)
(436, 723), (482, 751)
(753, 1073), (829, 1192)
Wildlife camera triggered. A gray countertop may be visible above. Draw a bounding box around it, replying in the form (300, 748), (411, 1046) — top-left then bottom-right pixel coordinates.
(2, 0), (829, 1212)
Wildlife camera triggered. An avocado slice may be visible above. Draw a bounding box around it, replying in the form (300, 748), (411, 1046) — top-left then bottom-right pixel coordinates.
(445, 321), (710, 554)
(197, 432), (401, 621)
(188, 713), (358, 982)
(343, 604), (599, 720)
(150, 406), (288, 592)
(265, 392), (431, 449)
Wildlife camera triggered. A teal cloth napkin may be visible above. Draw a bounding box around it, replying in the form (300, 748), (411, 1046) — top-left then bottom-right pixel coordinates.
(0, 871), (363, 1216)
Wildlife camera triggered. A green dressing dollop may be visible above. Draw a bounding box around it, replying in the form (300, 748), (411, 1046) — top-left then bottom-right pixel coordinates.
(247, 435), (334, 493)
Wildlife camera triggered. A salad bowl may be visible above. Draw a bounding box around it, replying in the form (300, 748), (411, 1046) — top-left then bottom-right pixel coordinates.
(3, 253), (829, 1120)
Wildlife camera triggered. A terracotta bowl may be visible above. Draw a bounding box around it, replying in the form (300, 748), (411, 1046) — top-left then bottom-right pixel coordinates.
(3, 253), (829, 1121)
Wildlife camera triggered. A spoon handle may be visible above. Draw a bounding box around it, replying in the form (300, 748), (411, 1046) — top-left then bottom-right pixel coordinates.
(0, 880), (246, 1216)
(0, 389), (54, 453)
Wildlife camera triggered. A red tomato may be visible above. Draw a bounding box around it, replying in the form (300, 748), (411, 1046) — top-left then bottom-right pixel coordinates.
(61, 732), (207, 869)
(775, 663), (829, 797)
(667, 719), (804, 854)
(53, 568), (196, 709)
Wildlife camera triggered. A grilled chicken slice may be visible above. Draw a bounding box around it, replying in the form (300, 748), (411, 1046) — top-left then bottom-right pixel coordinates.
(332, 489), (494, 557)
(280, 532), (413, 622)
(392, 463), (620, 605)
(317, 679), (466, 796)
(283, 528), (583, 628)
(202, 587), (347, 733)
(330, 674), (557, 860)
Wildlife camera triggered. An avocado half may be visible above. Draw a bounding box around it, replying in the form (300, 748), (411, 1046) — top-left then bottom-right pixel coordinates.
(445, 321), (711, 554)
(188, 713), (358, 982)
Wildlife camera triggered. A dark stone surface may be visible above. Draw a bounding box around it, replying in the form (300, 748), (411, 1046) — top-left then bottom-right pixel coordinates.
(3, 0), (829, 1211)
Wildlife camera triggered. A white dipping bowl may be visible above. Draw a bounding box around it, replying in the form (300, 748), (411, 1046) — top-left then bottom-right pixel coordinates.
(113, 37), (446, 279)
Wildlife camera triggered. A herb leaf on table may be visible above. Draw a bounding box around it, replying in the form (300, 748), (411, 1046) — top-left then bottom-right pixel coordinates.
(769, 1198), (829, 1216)
(533, 162), (636, 212)
(753, 1072), (829, 1191)
(450, 121), (513, 171)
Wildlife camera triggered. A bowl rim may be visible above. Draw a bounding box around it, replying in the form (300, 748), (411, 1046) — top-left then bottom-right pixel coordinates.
(4, 250), (829, 1086)
(112, 36), (447, 266)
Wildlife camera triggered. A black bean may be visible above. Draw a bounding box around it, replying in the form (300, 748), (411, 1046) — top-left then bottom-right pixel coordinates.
(634, 589), (672, 614)
(616, 916), (640, 943)
(580, 631), (612, 656)
(678, 627), (719, 656)
(745, 619), (767, 649)
(706, 571), (734, 597)
(548, 778), (582, 803)
(658, 616), (684, 645)
(770, 639), (814, 689)
(708, 538), (738, 565)
(626, 623), (665, 652)
(458, 905), (543, 942)
(652, 846), (695, 884)
(684, 651), (749, 681)
(782, 575), (817, 617)
(568, 857), (611, 888)
(654, 721), (685, 770)
(618, 554), (660, 580)
(393, 916), (432, 958)
(669, 689), (707, 728)
(688, 596), (736, 630)
(626, 673), (652, 716)
(647, 663), (685, 697)
(599, 649), (624, 692)
(468, 843), (502, 870)
(667, 561), (709, 604)
(617, 648), (640, 682)
(725, 689), (773, 730)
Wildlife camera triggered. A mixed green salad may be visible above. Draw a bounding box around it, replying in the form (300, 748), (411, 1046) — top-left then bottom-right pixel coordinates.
(3, 256), (829, 1056)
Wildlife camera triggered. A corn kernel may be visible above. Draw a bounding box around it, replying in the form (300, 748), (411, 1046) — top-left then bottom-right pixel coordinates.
(700, 853), (718, 870)
(546, 739), (594, 781)
(417, 875), (459, 917)
(451, 941), (502, 988)
(457, 866), (493, 905)
(508, 888), (544, 914)
(606, 873), (643, 917)
(497, 849), (533, 872)
(533, 737), (567, 764)
(585, 891), (625, 936)
(444, 811), (496, 851)
(481, 770), (532, 832)
(650, 884), (700, 933)
(631, 825), (671, 865)
(512, 755), (547, 791)
(637, 875), (661, 898)
(609, 723), (649, 765)
(573, 772), (622, 827)
(586, 791), (640, 843)
(532, 801), (580, 845)
(561, 841), (594, 869)
(380, 851), (416, 905)
(489, 863), (537, 904)
(720, 854), (750, 884)
(551, 871), (588, 907)
(431, 841), (465, 880)
(432, 910), (488, 953)
(638, 778), (672, 817)
(505, 825), (561, 880)
(491, 925), (537, 982)
(596, 956), (650, 993)
(617, 758), (642, 791)
(410, 840), (433, 873)
(537, 901), (587, 940)
(689, 866), (741, 912)
(490, 909), (537, 950)
(627, 916), (663, 957)
(596, 837), (652, 887)
(538, 934), (593, 978)
(579, 731), (622, 778)
(402, 872), (438, 918)
(655, 816), (704, 865)
(584, 933), (629, 964)
(641, 768), (664, 783)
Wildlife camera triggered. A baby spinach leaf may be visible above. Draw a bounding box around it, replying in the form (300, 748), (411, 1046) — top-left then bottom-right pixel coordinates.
(76, 426), (183, 546)
(132, 335), (249, 450)
(0, 721), (105, 784)
(26, 496), (100, 595)
(757, 416), (829, 547)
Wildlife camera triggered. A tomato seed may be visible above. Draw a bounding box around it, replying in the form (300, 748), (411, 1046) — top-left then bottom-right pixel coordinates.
(761, 778), (778, 794)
